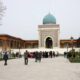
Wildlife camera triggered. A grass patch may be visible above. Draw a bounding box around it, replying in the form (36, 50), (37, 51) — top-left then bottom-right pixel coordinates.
(69, 57), (80, 63)
(0, 58), (3, 61)
(0, 57), (16, 61)
(66, 50), (80, 63)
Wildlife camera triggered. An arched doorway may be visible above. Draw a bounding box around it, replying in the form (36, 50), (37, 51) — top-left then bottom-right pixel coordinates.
(45, 37), (53, 48)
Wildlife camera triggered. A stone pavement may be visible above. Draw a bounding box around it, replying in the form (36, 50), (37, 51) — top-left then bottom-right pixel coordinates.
(0, 57), (80, 80)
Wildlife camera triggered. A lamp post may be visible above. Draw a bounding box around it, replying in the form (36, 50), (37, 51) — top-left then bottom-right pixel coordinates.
(70, 36), (74, 51)
(19, 43), (21, 54)
(67, 43), (68, 52)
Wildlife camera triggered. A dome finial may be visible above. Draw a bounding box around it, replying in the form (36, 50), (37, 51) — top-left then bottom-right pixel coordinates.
(48, 12), (52, 15)
(49, 11), (51, 14)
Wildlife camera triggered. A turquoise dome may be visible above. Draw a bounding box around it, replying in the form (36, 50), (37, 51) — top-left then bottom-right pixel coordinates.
(43, 13), (56, 24)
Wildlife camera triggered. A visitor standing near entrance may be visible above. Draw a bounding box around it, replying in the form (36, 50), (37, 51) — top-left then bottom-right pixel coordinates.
(34, 51), (38, 62)
(24, 50), (28, 65)
(3, 51), (8, 66)
(38, 51), (42, 62)
(49, 51), (53, 58)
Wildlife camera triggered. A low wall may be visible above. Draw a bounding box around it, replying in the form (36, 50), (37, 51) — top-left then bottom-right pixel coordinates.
(0, 48), (80, 54)
(10, 48), (80, 54)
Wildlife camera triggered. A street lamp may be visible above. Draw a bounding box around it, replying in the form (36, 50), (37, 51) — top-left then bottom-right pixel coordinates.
(70, 36), (74, 51)
(19, 43), (21, 54)
(66, 43), (68, 52)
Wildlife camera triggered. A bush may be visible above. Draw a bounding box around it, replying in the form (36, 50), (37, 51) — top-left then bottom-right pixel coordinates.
(69, 56), (80, 63)
(67, 50), (80, 62)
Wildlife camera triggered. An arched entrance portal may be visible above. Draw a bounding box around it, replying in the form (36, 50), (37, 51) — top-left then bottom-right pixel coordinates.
(45, 37), (53, 48)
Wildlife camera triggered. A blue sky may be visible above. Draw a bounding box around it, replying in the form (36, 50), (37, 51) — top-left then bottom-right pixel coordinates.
(0, 0), (80, 40)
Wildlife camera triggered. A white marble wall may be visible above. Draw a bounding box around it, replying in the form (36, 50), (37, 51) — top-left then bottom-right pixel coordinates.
(38, 24), (60, 48)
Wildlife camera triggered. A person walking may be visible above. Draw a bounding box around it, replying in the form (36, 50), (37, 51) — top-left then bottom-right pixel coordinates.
(24, 50), (28, 65)
(3, 52), (8, 65)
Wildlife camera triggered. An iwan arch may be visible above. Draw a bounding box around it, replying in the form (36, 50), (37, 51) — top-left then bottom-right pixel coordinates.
(38, 13), (60, 48)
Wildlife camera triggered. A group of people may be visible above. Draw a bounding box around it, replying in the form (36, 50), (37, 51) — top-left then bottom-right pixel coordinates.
(2, 50), (59, 66)
(2, 50), (29, 66)
(34, 51), (42, 62)
(24, 50), (59, 65)
(30, 51), (59, 58)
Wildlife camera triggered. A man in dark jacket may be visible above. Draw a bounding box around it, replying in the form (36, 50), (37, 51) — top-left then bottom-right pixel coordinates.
(3, 52), (8, 65)
(34, 51), (38, 62)
(24, 50), (28, 65)
(38, 51), (42, 62)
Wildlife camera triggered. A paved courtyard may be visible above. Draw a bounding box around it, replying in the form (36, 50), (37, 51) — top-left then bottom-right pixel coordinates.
(0, 57), (80, 80)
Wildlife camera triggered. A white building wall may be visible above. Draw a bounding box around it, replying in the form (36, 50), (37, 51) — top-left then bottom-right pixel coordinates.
(38, 24), (60, 48)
